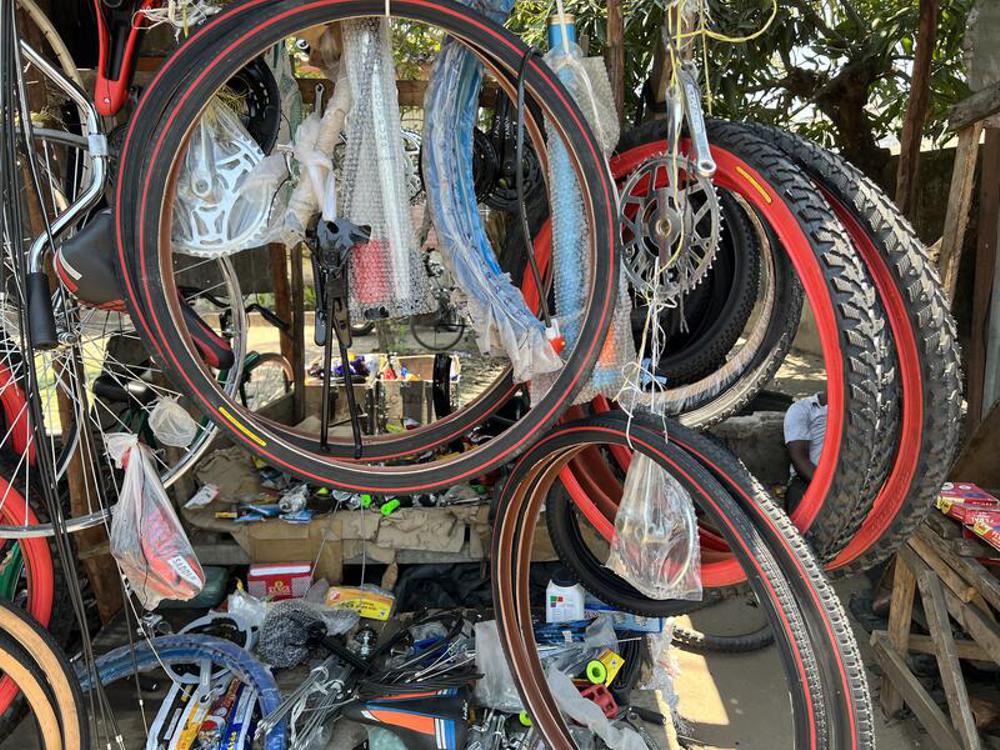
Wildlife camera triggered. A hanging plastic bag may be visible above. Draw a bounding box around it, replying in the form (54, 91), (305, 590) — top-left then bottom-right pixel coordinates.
(148, 397), (199, 448)
(606, 453), (701, 601)
(107, 434), (205, 610)
(171, 100), (285, 258)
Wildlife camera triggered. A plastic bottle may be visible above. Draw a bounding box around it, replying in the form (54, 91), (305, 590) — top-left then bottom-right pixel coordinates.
(546, 567), (586, 623)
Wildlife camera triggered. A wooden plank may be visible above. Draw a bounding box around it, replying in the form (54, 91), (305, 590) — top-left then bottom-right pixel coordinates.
(943, 588), (1000, 664)
(908, 536), (981, 605)
(881, 553), (917, 715)
(916, 525), (1000, 612)
(949, 79), (1000, 132)
(908, 634), (990, 662)
(965, 130), (1000, 425)
(605, 0), (625, 126)
(295, 77), (499, 109)
(289, 243), (307, 424)
(871, 632), (964, 750)
(894, 0), (939, 218)
(915, 569), (982, 749)
(939, 122), (984, 301)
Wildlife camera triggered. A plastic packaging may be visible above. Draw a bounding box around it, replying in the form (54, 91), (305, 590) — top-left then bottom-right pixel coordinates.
(607, 453), (702, 601)
(171, 100), (283, 258)
(533, 22), (634, 402)
(257, 598), (360, 668)
(107, 434), (205, 609)
(473, 619), (524, 712)
(422, 0), (564, 383)
(148, 397), (199, 448)
(545, 666), (645, 750)
(339, 19), (431, 322)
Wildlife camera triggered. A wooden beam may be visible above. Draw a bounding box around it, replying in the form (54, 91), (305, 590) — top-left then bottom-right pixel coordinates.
(949, 79), (1000, 132)
(908, 536), (984, 608)
(908, 634), (990, 662)
(605, 0), (625, 126)
(871, 632), (964, 750)
(916, 569), (982, 749)
(939, 122), (984, 301)
(943, 588), (1000, 664)
(967, 129), (1000, 426)
(881, 552), (917, 716)
(916, 526), (1000, 613)
(289, 243), (307, 424)
(894, 0), (939, 219)
(268, 243), (296, 376)
(950, 399), (1000, 489)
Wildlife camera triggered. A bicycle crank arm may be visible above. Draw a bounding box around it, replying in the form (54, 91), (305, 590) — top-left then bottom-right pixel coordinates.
(679, 65), (716, 178)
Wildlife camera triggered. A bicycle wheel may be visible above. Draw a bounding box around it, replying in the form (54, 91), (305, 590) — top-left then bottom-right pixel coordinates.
(0, 29), (249, 537)
(492, 411), (872, 750)
(0, 600), (88, 750)
(744, 123), (962, 575)
(115, 0), (619, 493)
(238, 351), (293, 411)
(409, 308), (466, 352)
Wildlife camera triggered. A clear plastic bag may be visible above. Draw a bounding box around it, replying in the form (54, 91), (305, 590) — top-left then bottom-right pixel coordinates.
(545, 666), (645, 750)
(148, 397), (199, 448)
(107, 434), (205, 610)
(171, 100), (284, 258)
(473, 619), (523, 712)
(606, 453), (701, 601)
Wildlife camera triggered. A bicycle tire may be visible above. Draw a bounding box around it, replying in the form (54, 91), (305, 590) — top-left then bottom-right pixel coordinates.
(493, 411), (873, 750)
(239, 351), (293, 411)
(409, 312), (466, 352)
(0, 600), (89, 750)
(80, 634), (285, 750)
(744, 123), (962, 574)
(672, 622), (774, 653)
(0, 635), (62, 749)
(114, 0), (619, 493)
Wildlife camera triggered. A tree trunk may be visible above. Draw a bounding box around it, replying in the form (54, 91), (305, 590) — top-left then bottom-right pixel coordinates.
(895, 0), (940, 218)
(605, 0), (625, 126)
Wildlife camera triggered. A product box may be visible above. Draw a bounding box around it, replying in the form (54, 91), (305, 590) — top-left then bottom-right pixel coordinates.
(325, 585), (395, 621)
(936, 482), (1000, 524)
(583, 595), (664, 633)
(246, 562), (313, 601)
(972, 518), (1000, 552)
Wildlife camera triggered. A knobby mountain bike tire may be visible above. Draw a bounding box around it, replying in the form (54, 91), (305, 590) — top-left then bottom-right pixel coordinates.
(114, 0), (619, 493)
(492, 411), (873, 750)
(561, 120), (893, 561)
(0, 600), (89, 750)
(745, 123), (962, 574)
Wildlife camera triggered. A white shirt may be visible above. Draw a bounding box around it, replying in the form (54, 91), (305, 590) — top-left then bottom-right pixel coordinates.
(784, 393), (827, 479)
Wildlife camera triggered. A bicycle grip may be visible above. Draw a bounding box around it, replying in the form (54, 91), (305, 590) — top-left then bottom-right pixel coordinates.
(26, 272), (59, 350)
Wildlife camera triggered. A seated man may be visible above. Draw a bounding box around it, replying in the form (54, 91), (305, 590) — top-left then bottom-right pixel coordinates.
(783, 390), (827, 514)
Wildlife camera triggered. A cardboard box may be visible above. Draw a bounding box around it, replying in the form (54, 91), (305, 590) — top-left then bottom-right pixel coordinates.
(247, 562), (313, 600)
(232, 516), (343, 583)
(936, 482), (1000, 524)
(971, 518), (1000, 552)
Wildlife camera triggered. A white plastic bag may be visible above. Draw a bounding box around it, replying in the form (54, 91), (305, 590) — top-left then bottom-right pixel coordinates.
(107, 434), (205, 610)
(606, 454), (702, 601)
(148, 397), (199, 448)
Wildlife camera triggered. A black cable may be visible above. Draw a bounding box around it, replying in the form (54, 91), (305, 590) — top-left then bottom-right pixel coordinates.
(514, 47), (554, 331)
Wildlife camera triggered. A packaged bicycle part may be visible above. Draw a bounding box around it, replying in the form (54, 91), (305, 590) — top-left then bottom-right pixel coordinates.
(473, 619), (523, 712)
(171, 99), (284, 258)
(534, 22), (634, 401)
(107, 433), (205, 609)
(607, 453), (701, 601)
(422, 0), (565, 383)
(148, 397), (199, 448)
(339, 19), (431, 322)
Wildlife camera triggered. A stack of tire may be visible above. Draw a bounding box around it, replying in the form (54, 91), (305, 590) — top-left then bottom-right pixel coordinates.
(513, 120), (962, 640)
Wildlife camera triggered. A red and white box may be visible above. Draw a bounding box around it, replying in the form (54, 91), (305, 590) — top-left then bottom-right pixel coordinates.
(971, 518), (1000, 552)
(936, 482), (1000, 525)
(247, 562), (313, 601)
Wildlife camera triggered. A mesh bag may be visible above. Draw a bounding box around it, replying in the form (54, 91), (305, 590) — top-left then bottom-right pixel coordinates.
(340, 19), (432, 321)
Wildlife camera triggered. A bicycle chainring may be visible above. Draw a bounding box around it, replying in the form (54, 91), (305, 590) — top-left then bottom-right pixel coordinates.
(619, 153), (721, 298)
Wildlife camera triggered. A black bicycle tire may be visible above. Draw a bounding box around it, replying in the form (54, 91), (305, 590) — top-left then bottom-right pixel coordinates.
(494, 411), (874, 750)
(0, 633), (63, 749)
(673, 622), (774, 653)
(114, 0), (619, 494)
(744, 123), (962, 573)
(409, 313), (466, 352)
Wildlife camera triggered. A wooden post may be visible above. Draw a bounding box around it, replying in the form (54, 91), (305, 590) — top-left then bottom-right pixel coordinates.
(967, 130), (1000, 426)
(289, 243), (307, 424)
(881, 555), (917, 716)
(605, 0), (625, 126)
(938, 122), (984, 301)
(894, 0), (939, 218)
